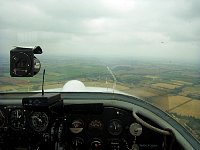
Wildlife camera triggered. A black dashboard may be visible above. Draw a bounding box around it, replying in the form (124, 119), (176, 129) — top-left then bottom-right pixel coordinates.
(0, 93), (186, 150)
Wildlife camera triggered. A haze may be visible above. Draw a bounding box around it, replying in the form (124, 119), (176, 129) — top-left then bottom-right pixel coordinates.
(0, 0), (200, 62)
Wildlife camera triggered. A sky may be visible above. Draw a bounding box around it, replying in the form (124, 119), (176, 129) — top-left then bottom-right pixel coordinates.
(0, 0), (200, 62)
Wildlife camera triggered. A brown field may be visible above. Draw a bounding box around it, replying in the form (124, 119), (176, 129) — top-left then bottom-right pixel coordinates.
(150, 95), (200, 119)
(150, 96), (190, 110)
(180, 86), (200, 96)
(47, 72), (64, 76)
(144, 75), (159, 79)
(171, 80), (192, 85)
(152, 82), (180, 90)
(0, 77), (28, 84)
(171, 99), (200, 118)
(84, 81), (112, 88)
(0, 84), (31, 92)
(170, 82), (184, 86)
(125, 87), (160, 98)
(43, 83), (64, 90)
(0, 85), (16, 91)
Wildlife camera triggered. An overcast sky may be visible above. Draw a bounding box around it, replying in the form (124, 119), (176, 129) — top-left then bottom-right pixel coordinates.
(0, 0), (200, 62)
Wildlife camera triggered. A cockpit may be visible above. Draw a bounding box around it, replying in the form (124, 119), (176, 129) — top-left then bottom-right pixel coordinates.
(1, 91), (198, 150)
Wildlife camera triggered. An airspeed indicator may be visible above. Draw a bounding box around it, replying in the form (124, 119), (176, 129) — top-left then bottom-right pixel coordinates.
(29, 112), (49, 132)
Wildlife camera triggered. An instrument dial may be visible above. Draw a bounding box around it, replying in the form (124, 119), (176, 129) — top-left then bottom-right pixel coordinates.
(129, 123), (142, 136)
(89, 120), (103, 129)
(10, 109), (26, 130)
(108, 119), (123, 136)
(132, 144), (139, 150)
(29, 112), (49, 132)
(90, 139), (102, 150)
(70, 137), (84, 149)
(70, 119), (84, 134)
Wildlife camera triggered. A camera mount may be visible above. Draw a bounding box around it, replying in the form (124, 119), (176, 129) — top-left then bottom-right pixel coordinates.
(10, 46), (42, 77)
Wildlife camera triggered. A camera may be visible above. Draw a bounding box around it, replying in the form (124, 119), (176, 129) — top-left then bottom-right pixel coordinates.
(10, 46), (42, 77)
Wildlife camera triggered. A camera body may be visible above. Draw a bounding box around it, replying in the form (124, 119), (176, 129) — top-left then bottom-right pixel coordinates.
(10, 46), (42, 77)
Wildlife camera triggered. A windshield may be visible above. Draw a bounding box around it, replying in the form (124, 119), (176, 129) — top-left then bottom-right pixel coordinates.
(0, 0), (200, 142)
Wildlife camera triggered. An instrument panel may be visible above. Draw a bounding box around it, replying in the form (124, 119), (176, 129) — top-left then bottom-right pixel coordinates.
(0, 103), (181, 150)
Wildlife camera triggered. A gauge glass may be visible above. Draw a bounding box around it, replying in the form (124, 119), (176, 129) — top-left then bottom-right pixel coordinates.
(129, 123), (142, 136)
(70, 137), (84, 149)
(12, 52), (31, 76)
(108, 119), (123, 136)
(30, 112), (49, 132)
(0, 110), (5, 127)
(10, 109), (26, 130)
(70, 119), (84, 134)
(89, 120), (103, 129)
(90, 139), (102, 149)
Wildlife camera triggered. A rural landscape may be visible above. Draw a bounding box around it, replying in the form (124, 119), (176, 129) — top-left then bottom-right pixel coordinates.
(0, 55), (200, 141)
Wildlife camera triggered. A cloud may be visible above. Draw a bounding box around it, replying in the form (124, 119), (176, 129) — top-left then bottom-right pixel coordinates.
(0, 0), (200, 62)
